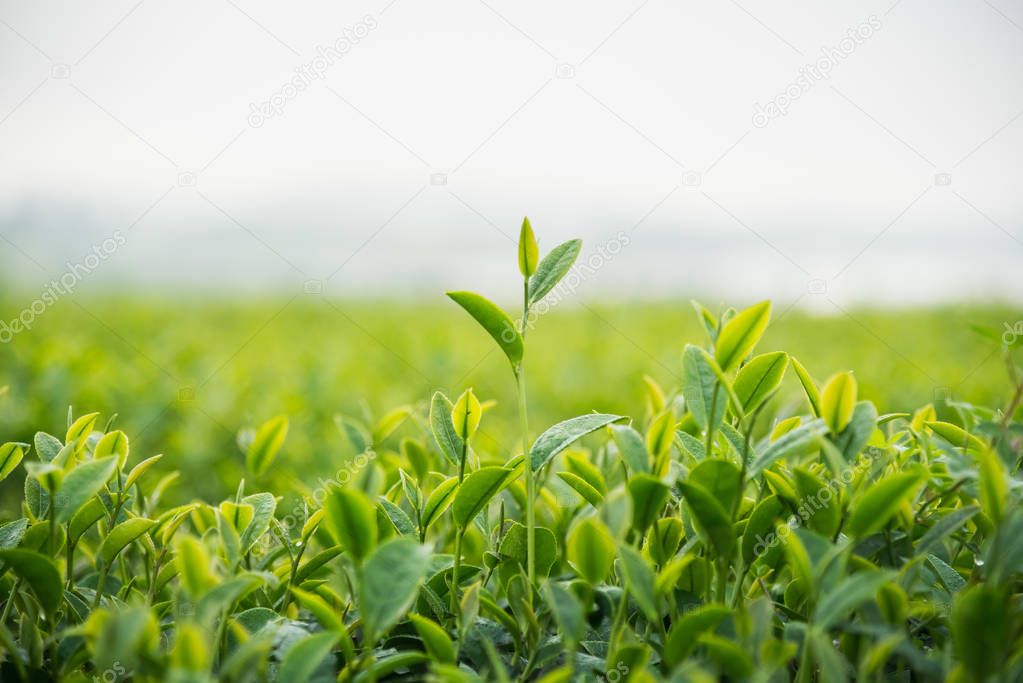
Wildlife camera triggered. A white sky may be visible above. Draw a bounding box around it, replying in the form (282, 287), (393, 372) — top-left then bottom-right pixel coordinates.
(1, 0), (1021, 305)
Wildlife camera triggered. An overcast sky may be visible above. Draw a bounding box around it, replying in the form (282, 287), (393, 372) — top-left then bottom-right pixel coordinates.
(1, 0), (1021, 305)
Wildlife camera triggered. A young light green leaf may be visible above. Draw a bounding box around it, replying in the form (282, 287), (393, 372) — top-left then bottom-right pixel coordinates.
(245, 415), (288, 476)
(527, 239), (582, 306)
(518, 216), (539, 278)
(791, 358), (822, 417)
(627, 473), (670, 535)
(567, 518), (615, 584)
(421, 476), (459, 532)
(610, 424), (650, 474)
(733, 351), (788, 414)
(99, 517), (155, 565)
(94, 430), (129, 469)
(430, 391), (463, 467)
(410, 614), (455, 664)
(451, 388), (482, 441)
(821, 372), (857, 434)
(529, 413), (625, 472)
(452, 467), (513, 528)
(447, 291), (523, 367)
(682, 345), (726, 432)
(324, 487), (377, 562)
(0, 443), (25, 483)
(124, 453), (163, 490)
(714, 301), (771, 372)
(557, 471), (603, 508)
(748, 418), (829, 478)
(846, 469), (924, 539)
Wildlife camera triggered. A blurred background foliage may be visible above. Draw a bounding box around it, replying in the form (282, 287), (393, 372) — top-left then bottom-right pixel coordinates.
(0, 293), (1015, 507)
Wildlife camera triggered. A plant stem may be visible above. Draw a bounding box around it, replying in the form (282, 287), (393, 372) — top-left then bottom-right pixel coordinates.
(451, 530), (464, 617)
(705, 382), (721, 457)
(518, 279), (535, 590)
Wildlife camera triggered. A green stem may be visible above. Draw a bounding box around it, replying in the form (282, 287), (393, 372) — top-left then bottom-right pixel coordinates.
(451, 530), (464, 617)
(518, 278), (535, 590)
(93, 564), (109, 609)
(705, 382), (721, 457)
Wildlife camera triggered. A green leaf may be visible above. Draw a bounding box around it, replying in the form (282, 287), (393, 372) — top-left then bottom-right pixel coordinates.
(245, 415), (288, 475)
(66, 412), (99, 445)
(429, 391), (463, 467)
(239, 492), (277, 553)
(499, 522), (558, 578)
(610, 424), (649, 474)
(976, 448), (1008, 524)
(846, 470), (924, 539)
(792, 467), (841, 537)
(664, 604), (731, 668)
(530, 413), (624, 472)
(518, 216), (539, 278)
(821, 372), (857, 434)
(452, 467), (513, 528)
(741, 495), (785, 565)
(545, 582), (584, 647)
(952, 584), (1010, 681)
(452, 388), (482, 441)
(678, 480), (735, 558)
(748, 418), (829, 478)
(278, 632), (339, 683)
(94, 430), (129, 469)
(627, 474), (670, 535)
(379, 497), (417, 536)
(557, 471), (603, 508)
(447, 291), (523, 368)
(290, 586), (343, 631)
(791, 358), (822, 417)
(568, 518), (615, 584)
(915, 506), (979, 557)
(0, 549), (62, 616)
(733, 351), (788, 413)
(324, 487), (377, 562)
(834, 401), (877, 460)
(687, 459), (742, 520)
(99, 517), (155, 564)
(421, 476), (459, 532)
(359, 538), (432, 641)
(616, 542), (658, 621)
(527, 239), (582, 306)
(814, 570), (894, 629)
(124, 453), (163, 490)
(0, 518), (28, 549)
(682, 345), (726, 432)
(0, 443), (25, 483)
(54, 456), (118, 524)
(714, 300), (771, 372)
(410, 614), (455, 664)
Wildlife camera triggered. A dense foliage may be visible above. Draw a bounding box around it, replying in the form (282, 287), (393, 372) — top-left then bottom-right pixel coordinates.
(0, 224), (1021, 681)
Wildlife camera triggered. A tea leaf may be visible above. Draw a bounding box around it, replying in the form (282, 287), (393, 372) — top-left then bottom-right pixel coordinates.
(99, 517), (155, 564)
(616, 542), (658, 621)
(0, 549), (61, 616)
(678, 480), (735, 558)
(410, 614), (455, 664)
(821, 372), (857, 434)
(278, 632), (339, 683)
(733, 351), (788, 413)
(430, 391), (463, 467)
(846, 469), (924, 539)
(814, 570), (893, 629)
(452, 466), (513, 528)
(0, 443), (25, 483)
(421, 476), (459, 532)
(530, 413), (625, 472)
(94, 430), (129, 469)
(447, 291), (523, 367)
(682, 345), (726, 432)
(359, 538), (432, 641)
(324, 487), (377, 562)
(54, 456), (117, 524)
(714, 300), (771, 372)
(527, 239), (582, 306)
(245, 415), (288, 476)
(452, 388), (482, 441)
(567, 518), (615, 583)
(518, 216), (539, 278)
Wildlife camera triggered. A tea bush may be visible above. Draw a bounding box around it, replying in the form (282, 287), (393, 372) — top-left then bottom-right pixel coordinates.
(0, 223), (1020, 682)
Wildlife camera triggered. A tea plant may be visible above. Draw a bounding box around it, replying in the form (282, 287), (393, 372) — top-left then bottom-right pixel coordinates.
(0, 221), (1021, 682)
